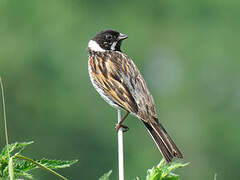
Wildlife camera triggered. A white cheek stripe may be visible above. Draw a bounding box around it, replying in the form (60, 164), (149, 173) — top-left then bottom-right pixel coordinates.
(88, 40), (105, 52)
(111, 41), (117, 50)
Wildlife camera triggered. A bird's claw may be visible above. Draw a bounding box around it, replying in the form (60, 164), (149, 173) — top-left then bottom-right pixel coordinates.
(115, 123), (129, 132)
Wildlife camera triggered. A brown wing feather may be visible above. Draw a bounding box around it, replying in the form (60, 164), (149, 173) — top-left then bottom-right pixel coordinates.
(89, 54), (138, 113)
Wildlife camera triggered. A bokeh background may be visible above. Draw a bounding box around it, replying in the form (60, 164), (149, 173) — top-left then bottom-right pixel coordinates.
(0, 0), (240, 179)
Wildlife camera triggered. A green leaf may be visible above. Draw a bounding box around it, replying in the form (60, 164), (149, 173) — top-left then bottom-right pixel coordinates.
(14, 158), (36, 172)
(167, 162), (190, 172)
(12, 157), (78, 175)
(37, 158), (78, 169)
(13, 155), (78, 180)
(0, 153), (78, 179)
(12, 169), (34, 179)
(99, 170), (112, 180)
(1, 141), (34, 157)
(1, 157), (34, 178)
(146, 159), (189, 180)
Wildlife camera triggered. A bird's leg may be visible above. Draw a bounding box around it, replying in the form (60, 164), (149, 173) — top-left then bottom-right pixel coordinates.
(116, 111), (130, 132)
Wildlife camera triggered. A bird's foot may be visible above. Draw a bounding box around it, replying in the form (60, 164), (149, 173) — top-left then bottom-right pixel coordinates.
(115, 123), (129, 132)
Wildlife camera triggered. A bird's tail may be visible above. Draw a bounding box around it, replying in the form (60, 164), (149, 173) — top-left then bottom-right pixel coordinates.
(142, 119), (183, 163)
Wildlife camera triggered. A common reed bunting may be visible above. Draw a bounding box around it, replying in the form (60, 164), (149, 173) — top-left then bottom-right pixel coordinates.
(87, 29), (183, 162)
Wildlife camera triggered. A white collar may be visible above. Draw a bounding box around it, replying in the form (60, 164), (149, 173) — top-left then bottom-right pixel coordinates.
(88, 40), (105, 52)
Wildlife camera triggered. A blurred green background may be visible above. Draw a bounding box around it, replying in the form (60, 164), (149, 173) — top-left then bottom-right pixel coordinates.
(0, 0), (240, 179)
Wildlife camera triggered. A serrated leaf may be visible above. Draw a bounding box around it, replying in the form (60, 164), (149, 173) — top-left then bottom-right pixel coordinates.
(13, 169), (34, 179)
(38, 158), (78, 169)
(99, 170), (112, 180)
(1, 154), (78, 179)
(0, 140), (78, 180)
(1, 141), (34, 156)
(146, 165), (162, 180)
(167, 162), (190, 172)
(13, 157), (78, 171)
(14, 158), (36, 172)
(146, 159), (189, 180)
(1, 158), (34, 178)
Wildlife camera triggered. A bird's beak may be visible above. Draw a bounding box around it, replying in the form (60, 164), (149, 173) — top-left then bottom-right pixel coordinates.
(118, 33), (128, 41)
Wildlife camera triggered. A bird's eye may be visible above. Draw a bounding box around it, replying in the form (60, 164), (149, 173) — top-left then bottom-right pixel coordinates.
(103, 42), (108, 47)
(106, 34), (112, 40)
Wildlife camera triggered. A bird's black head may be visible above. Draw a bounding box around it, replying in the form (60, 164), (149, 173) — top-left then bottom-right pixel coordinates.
(90, 29), (128, 51)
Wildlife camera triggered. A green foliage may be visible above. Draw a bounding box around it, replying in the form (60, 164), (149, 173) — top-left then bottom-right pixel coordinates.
(99, 160), (189, 180)
(1, 141), (33, 157)
(99, 170), (112, 180)
(146, 159), (189, 180)
(0, 141), (78, 180)
(33, 158), (78, 169)
(0, 141), (34, 178)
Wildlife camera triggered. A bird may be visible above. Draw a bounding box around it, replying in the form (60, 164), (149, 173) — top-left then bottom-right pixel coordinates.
(87, 29), (183, 162)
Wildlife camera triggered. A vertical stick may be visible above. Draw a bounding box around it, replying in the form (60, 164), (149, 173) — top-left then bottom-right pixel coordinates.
(0, 77), (9, 154)
(117, 109), (124, 180)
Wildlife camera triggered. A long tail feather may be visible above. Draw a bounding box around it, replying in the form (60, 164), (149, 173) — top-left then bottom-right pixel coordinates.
(142, 120), (183, 163)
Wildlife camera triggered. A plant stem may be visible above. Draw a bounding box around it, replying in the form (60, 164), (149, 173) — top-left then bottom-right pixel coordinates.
(9, 157), (14, 180)
(0, 77), (9, 158)
(15, 154), (68, 180)
(117, 109), (124, 180)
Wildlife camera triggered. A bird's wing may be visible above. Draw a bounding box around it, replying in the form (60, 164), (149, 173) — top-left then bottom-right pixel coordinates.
(89, 51), (139, 114)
